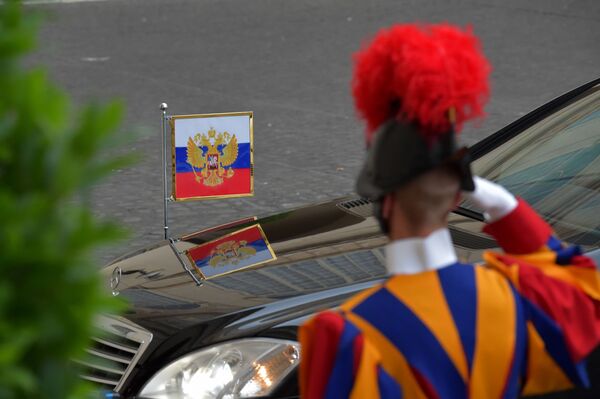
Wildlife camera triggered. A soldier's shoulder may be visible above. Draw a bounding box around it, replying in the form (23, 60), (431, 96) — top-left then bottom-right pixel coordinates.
(340, 281), (387, 312)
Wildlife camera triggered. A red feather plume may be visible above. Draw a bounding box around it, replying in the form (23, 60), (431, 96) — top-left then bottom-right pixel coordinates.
(352, 23), (491, 144)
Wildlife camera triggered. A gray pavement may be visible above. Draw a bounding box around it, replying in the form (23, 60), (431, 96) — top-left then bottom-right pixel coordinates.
(28, 0), (600, 265)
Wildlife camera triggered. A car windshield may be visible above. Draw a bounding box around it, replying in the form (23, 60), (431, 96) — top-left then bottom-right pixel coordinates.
(469, 86), (600, 248)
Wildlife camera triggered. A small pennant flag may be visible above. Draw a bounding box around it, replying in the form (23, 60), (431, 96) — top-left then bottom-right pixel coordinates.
(172, 112), (253, 200)
(185, 224), (276, 279)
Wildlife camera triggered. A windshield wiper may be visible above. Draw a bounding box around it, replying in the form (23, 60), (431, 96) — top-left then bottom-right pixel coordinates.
(453, 206), (485, 222)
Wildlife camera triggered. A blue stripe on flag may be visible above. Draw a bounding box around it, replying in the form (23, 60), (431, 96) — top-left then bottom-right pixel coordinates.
(175, 143), (251, 172)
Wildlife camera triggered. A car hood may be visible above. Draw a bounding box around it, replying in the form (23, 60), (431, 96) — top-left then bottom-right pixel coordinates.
(101, 198), (386, 337)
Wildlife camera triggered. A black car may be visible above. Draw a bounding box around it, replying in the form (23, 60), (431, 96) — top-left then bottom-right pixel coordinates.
(87, 79), (600, 399)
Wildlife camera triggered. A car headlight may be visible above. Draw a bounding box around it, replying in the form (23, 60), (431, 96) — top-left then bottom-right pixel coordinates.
(139, 338), (300, 399)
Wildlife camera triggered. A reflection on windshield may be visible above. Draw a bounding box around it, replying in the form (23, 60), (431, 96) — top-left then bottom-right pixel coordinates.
(471, 87), (600, 248)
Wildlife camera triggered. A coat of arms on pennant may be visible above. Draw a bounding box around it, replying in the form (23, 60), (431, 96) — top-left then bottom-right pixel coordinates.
(185, 224), (276, 280)
(171, 112), (253, 200)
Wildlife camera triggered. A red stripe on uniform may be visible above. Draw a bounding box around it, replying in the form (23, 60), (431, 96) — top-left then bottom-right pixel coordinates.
(483, 198), (551, 254)
(304, 312), (346, 399)
(571, 255), (597, 269)
(410, 366), (440, 399)
(353, 334), (365, 376)
(512, 257), (600, 362)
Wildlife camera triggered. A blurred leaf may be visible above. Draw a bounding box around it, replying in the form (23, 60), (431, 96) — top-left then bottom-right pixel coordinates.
(0, 2), (130, 398)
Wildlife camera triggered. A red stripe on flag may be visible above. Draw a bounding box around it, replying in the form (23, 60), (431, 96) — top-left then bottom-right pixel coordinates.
(187, 225), (264, 262)
(175, 168), (252, 199)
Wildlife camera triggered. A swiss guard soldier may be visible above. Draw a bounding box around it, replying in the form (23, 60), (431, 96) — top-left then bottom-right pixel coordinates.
(298, 23), (600, 398)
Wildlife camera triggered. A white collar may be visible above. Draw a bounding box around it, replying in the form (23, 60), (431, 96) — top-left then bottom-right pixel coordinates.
(385, 228), (457, 275)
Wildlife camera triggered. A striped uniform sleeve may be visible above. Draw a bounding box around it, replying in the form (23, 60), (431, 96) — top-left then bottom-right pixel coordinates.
(298, 311), (402, 399)
(482, 198), (600, 395)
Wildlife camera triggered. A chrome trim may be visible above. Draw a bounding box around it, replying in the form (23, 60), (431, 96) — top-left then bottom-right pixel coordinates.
(85, 348), (132, 365)
(91, 336), (138, 354)
(80, 315), (153, 393)
(80, 374), (121, 387)
(75, 359), (126, 375)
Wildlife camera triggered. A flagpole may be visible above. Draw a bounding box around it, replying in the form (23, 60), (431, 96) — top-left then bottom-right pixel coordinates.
(160, 102), (169, 240)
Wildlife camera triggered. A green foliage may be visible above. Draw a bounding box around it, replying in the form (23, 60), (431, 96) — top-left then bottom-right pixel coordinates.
(0, 2), (128, 398)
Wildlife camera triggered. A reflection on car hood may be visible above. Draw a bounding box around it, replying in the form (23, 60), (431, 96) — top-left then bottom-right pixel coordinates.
(101, 199), (387, 337)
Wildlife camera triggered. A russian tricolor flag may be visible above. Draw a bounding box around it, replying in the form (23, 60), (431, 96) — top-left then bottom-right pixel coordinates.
(185, 225), (276, 279)
(171, 112), (253, 200)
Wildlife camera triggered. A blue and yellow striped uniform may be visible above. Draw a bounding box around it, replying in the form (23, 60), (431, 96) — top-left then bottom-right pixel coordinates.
(299, 200), (600, 398)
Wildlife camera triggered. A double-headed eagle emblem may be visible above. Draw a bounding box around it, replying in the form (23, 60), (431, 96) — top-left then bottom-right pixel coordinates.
(186, 128), (238, 187)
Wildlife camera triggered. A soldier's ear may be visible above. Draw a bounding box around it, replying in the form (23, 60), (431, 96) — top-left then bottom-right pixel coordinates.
(381, 193), (395, 220)
(452, 191), (462, 211)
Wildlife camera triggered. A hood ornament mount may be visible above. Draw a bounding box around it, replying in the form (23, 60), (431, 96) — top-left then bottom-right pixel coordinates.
(110, 266), (122, 296)
(168, 238), (203, 286)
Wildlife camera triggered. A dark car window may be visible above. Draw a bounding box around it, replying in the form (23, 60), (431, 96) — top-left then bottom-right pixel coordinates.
(470, 87), (600, 248)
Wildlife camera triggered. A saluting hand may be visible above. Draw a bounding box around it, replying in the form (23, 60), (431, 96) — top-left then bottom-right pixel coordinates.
(462, 176), (518, 223)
